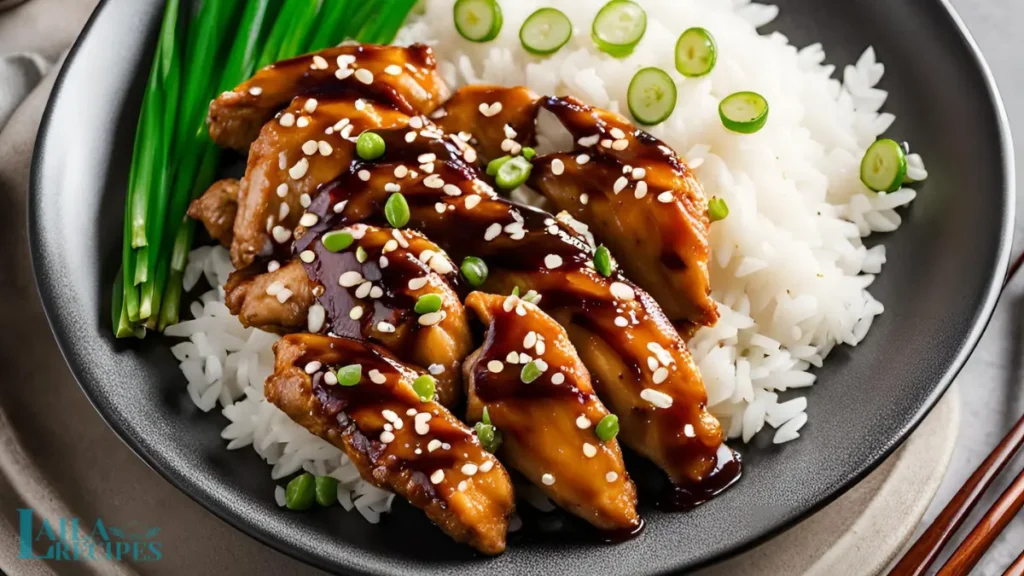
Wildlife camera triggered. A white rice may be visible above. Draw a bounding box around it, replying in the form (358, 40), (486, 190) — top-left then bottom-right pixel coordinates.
(169, 0), (927, 524)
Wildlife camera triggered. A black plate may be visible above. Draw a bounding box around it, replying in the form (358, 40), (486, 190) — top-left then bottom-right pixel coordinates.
(29, 0), (1014, 574)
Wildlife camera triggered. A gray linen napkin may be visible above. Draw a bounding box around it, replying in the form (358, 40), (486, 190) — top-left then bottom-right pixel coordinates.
(0, 51), (49, 131)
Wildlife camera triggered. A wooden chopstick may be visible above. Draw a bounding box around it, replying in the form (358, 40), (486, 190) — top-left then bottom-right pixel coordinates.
(1003, 548), (1024, 576)
(936, 467), (1024, 575)
(888, 412), (1024, 576)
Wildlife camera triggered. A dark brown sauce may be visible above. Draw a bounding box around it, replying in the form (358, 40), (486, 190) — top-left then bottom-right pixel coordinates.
(656, 444), (743, 511)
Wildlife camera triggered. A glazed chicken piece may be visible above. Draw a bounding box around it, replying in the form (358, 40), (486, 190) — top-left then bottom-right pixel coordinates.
(208, 44), (447, 152)
(295, 128), (739, 493)
(224, 226), (472, 408)
(524, 96), (717, 328)
(433, 85), (542, 164)
(187, 178), (239, 247)
(463, 291), (640, 532)
(267, 334), (514, 555)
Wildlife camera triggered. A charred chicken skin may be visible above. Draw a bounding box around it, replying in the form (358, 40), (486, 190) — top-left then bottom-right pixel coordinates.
(463, 292), (640, 532)
(267, 334), (514, 555)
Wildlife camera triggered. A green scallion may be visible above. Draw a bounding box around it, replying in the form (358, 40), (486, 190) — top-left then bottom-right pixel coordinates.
(460, 256), (489, 287)
(356, 131), (386, 160)
(315, 476), (338, 506)
(336, 364), (362, 387)
(322, 230), (355, 252)
(708, 197), (729, 222)
(412, 375), (436, 401)
(594, 245), (613, 277)
(385, 193), (410, 228)
(595, 414), (619, 442)
(285, 473), (316, 510)
(521, 361), (543, 383)
(414, 294), (443, 314)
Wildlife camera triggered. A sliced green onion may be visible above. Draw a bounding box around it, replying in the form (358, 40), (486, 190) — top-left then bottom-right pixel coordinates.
(708, 197), (729, 222)
(520, 361), (542, 383)
(414, 294), (443, 314)
(356, 131), (386, 160)
(385, 193), (410, 228)
(719, 91), (769, 134)
(322, 231), (355, 252)
(595, 414), (619, 442)
(627, 67), (677, 126)
(486, 155), (513, 177)
(412, 375), (436, 401)
(520, 8), (572, 55)
(511, 286), (521, 297)
(521, 147), (537, 160)
(453, 0), (503, 43)
(336, 364), (362, 387)
(860, 138), (907, 193)
(594, 245), (613, 277)
(675, 27), (717, 77)
(591, 0), (646, 58)
(495, 156), (533, 190)
(461, 256), (489, 287)
(285, 473), (315, 511)
(315, 476), (338, 506)
(474, 407), (503, 452)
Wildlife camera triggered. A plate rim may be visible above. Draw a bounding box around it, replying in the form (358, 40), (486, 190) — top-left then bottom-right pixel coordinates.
(27, 0), (1016, 573)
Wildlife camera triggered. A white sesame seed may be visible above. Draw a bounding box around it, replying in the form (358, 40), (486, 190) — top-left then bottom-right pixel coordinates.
(544, 254), (563, 269)
(647, 357), (659, 371)
(272, 226), (292, 244)
(278, 203), (290, 220)
(318, 141), (333, 156)
(461, 463), (478, 476)
(248, 86), (263, 96)
(479, 460), (494, 473)
(457, 481), (468, 492)
(610, 282), (636, 301)
(405, 131), (416, 143)
(304, 98), (318, 114)
(338, 54), (356, 66)
(376, 321), (396, 333)
(368, 369), (386, 384)
(541, 474), (555, 486)
(358, 170), (370, 181)
(267, 260), (281, 273)
(635, 181), (648, 199)
(335, 68), (353, 80)
(640, 388), (674, 408)
(442, 184), (462, 197)
(289, 158), (309, 180)
(600, 139), (613, 148)
(266, 281), (284, 296)
(370, 286), (383, 298)
(407, 408), (418, 416)
(419, 311), (444, 326)
(632, 167), (647, 180)
(613, 139), (629, 150)
(523, 331), (537, 349)
(423, 174), (445, 189)
(464, 147), (478, 163)
(299, 250), (316, 263)
(583, 443), (597, 458)
(354, 68), (374, 84)
(487, 360), (504, 373)
(408, 277), (429, 290)
(623, 165), (633, 175)
(349, 306), (364, 320)
(609, 127), (626, 140)
(382, 409), (399, 423)
(576, 415), (591, 429)
(551, 372), (565, 385)
(392, 229), (409, 248)
(484, 223), (502, 241)
(339, 271), (363, 287)
(430, 470), (444, 484)
(384, 182), (401, 193)
(299, 213), (319, 227)
(613, 177), (629, 194)
(519, 353), (532, 364)
(312, 55), (329, 70)
(606, 471), (619, 483)
(430, 255), (454, 274)
(580, 193), (589, 205)
(304, 361), (322, 375)
(355, 281), (372, 299)
(409, 116), (424, 129)
(333, 201), (347, 213)
(323, 371), (338, 385)
(279, 113), (295, 127)
(354, 99), (366, 111)
(418, 249), (435, 263)
(384, 64), (402, 75)
(504, 351), (519, 364)
(653, 367), (669, 385)
(658, 191), (674, 203)
(415, 413), (432, 435)
(614, 316), (628, 327)
(296, 116), (309, 128)
(578, 135), (599, 147)
(308, 304), (325, 333)
(428, 364), (444, 375)
(417, 153), (436, 163)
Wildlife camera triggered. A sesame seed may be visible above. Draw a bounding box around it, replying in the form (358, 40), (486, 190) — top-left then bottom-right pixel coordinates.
(333, 201), (347, 213)
(278, 203), (290, 220)
(318, 141), (333, 156)
(266, 281), (284, 296)
(354, 99), (366, 111)
(368, 369), (386, 384)
(289, 158), (309, 180)
(409, 116), (424, 129)
(479, 460), (494, 473)
(461, 195), (481, 210)
(296, 116), (309, 128)
(503, 124), (517, 139)
(334, 118), (351, 131)
(419, 311), (445, 326)
(647, 357), (659, 371)
(583, 443), (597, 458)
(377, 321), (396, 333)
(267, 260), (280, 272)
(355, 281), (372, 299)
(623, 165), (633, 175)
(610, 127), (626, 139)
(312, 55), (329, 70)
(615, 316), (628, 327)
(544, 254), (563, 269)
(358, 170), (370, 181)
(613, 139), (629, 150)
(551, 373), (565, 385)
(271, 226), (292, 244)
(407, 408), (418, 416)
(384, 182), (401, 193)
(349, 306), (364, 320)
(415, 413), (432, 435)
(519, 353), (532, 364)
(323, 371), (338, 385)
(339, 271), (363, 287)
(338, 54), (356, 66)
(382, 409), (399, 423)
(304, 98), (318, 113)
(304, 361), (322, 374)
(541, 474), (555, 486)
(457, 481), (467, 492)
(653, 367), (669, 384)
(279, 113), (295, 127)
(405, 131), (416, 143)
(418, 249), (435, 263)
(427, 439), (442, 452)
(464, 148), (478, 163)
(443, 184), (462, 197)
(613, 177), (629, 194)
(430, 470), (444, 484)
(335, 68), (353, 80)
(461, 463), (478, 476)
(423, 174), (445, 189)
(487, 360), (504, 373)
(299, 250), (316, 263)
(430, 255), (454, 274)
(392, 229), (409, 248)
(576, 415), (591, 429)
(606, 471), (618, 483)
(420, 162), (434, 174)
(632, 167), (647, 180)
(299, 213), (319, 227)
(610, 282), (636, 301)
(417, 153), (436, 163)
(308, 304), (325, 332)
(384, 64), (402, 75)
(248, 86), (263, 96)
(428, 364), (444, 375)
(523, 331), (537, 349)
(354, 68), (374, 84)
(408, 277), (429, 290)
(640, 388), (674, 408)
(635, 181), (648, 199)
(369, 286), (383, 298)
(600, 139), (613, 148)
(506, 351), (520, 364)
(658, 191), (674, 203)
(578, 135), (599, 147)
(581, 194), (590, 205)
(484, 223), (502, 241)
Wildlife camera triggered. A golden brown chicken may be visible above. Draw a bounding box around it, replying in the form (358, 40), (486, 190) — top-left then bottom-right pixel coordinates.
(463, 291), (640, 532)
(433, 85), (542, 164)
(267, 334), (514, 555)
